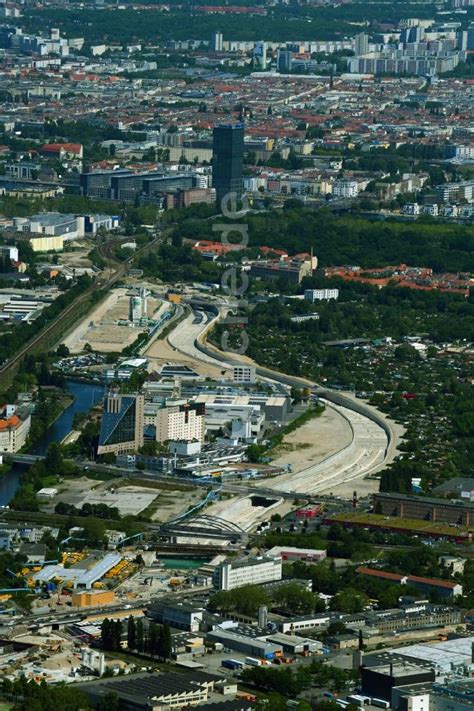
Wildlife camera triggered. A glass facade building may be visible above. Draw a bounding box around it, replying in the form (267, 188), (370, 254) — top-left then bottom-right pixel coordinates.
(97, 391), (144, 455)
(212, 123), (244, 207)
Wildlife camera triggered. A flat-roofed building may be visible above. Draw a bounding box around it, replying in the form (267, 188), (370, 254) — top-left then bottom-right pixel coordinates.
(264, 632), (322, 655)
(147, 599), (204, 632)
(97, 389), (144, 456)
(77, 671), (220, 711)
(33, 552), (121, 590)
(206, 628), (282, 659)
(267, 546), (326, 563)
(279, 614), (330, 634)
(232, 365), (256, 384)
(356, 566), (463, 598)
(14, 212), (82, 240)
(194, 393), (289, 421)
(0, 406), (31, 453)
(250, 258), (313, 284)
(155, 402), (205, 444)
(430, 679), (474, 711)
(373, 492), (474, 526)
(213, 555), (282, 591)
(362, 661), (435, 702)
(304, 288), (339, 302)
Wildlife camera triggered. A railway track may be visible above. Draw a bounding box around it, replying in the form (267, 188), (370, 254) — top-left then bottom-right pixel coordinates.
(0, 234), (161, 379)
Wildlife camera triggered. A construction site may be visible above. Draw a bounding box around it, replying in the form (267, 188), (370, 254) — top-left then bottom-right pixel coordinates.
(63, 286), (165, 354)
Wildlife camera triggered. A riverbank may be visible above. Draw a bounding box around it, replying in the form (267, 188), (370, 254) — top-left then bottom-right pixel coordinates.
(0, 380), (104, 506)
(0, 462), (12, 479)
(28, 390), (74, 456)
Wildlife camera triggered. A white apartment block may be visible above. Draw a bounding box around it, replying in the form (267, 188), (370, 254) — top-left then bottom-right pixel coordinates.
(436, 181), (474, 204)
(0, 245), (19, 262)
(332, 180), (359, 198)
(0, 409), (31, 453)
(421, 204), (438, 216)
(155, 404), (205, 444)
(213, 556), (282, 591)
(304, 288), (339, 302)
(403, 203), (421, 215)
(232, 365), (256, 384)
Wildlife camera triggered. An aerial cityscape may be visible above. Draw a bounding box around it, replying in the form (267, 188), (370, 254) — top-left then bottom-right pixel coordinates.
(0, 0), (473, 709)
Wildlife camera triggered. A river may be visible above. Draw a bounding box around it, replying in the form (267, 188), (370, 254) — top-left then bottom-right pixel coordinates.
(0, 380), (104, 505)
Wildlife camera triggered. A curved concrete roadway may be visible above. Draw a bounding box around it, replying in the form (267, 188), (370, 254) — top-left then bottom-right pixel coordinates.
(165, 305), (404, 496)
(268, 401), (389, 495)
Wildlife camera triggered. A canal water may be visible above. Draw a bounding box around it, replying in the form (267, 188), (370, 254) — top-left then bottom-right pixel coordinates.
(0, 380), (104, 505)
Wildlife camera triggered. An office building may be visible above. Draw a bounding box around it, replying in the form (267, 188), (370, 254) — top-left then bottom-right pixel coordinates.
(401, 25), (424, 44)
(84, 213), (120, 235)
(212, 123), (244, 207)
(436, 181), (474, 204)
(79, 169), (197, 204)
(147, 599), (204, 632)
(354, 33), (369, 56)
(0, 405), (31, 453)
(165, 187), (215, 210)
(210, 30), (223, 52)
(97, 389), (144, 456)
(457, 30), (468, 50)
(373, 492), (474, 526)
(277, 48), (293, 73)
(304, 288), (339, 302)
(232, 365), (256, 384)
(213, 555), (282, 591)
(467, 23), (474, 50)
(333, 180), (359, 198)
(0, 244), (19, 263)
(5, 161), (41, 181)
(253, 40), (267, 69)
(249, 257), (314, 284)
(155, 402), (205, 444)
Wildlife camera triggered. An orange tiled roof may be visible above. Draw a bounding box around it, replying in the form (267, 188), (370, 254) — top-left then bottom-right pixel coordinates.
(42, 142), (82, 155)
(0, 415), (20, 430)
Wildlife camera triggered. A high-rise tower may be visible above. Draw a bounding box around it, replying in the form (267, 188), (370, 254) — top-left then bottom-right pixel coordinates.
(212, 123), (244, 207)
